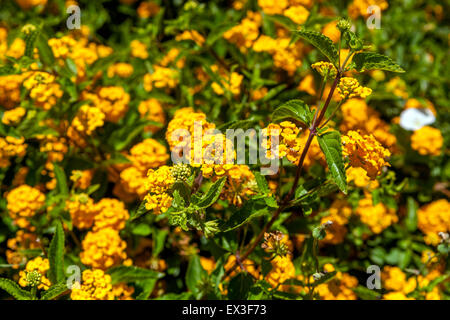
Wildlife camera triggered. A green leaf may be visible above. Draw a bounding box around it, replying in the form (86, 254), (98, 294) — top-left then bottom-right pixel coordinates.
(352, 52), (405, 73)
(0, 278), (33, 300)
(312, 226), (326, 240)
(254, 171), (270, 194)
(353, 285), (381, 300)
(317, 131), (347, 194)
(312, 271), (337, 285)
(228, 273), (254, 300)
(135, 278), (157, 300)
(185, 255), (207, 296)
(36, 33), (55, 66)
(405, 197), (417, 232)
(272, 99), (312, 126)
(48, 220), (65, 284)
(152, 229), (168, 257)
(193, 177), (226, 209)
(294, 29), (338, 66)
(24, 28), (40, 58)
(129, 200), (149, 221)
(107, 266), (164, 285)
(220, 198), (269, 232)
(132, 223), (152, 236)
(206, 22), (237, 46)
(53, 163), (69, 196)
(40, 282), (68, 300)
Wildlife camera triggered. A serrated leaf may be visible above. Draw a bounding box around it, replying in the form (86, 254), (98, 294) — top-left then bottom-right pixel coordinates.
(107, 266), (164, 285)
(40, 282), (69, 300)
(220, 198), (269, 232)
(272, 99), (312, 126)
(254, 171), (270, 194)
(317, 131), (347, 194)
(294, 29), (338, 65)
(352, 52), (405, 73)
(0, 278), (33, 300)
(193, 177), (226, 209)
(48, 220), (65, 284)
(129, 200), (149, 221)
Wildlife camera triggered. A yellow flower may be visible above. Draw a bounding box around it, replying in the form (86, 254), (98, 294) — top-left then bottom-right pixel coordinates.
(337, 77), (372, 99)
(223, 11), (261, 52)
(107, 62), (134, 78)
(138, 99), (166, 133)
(143, 66), (179, 91)
(258, 0), (289, 15)
(18, 257), (51, 290)
(261, 121), (302, 164)
(356, 194), (398, 234)
(348, 0), (388, 19)
(137, 1), (160, 19)
(175, 30), (205, 46)
(144, 166), (175, 214)
(311, 61), (337, 78)
(23, 71), (63, 110)
(66, 193), (96, 230)
(82, 87), (130, 123)
(0, 136), (27, 168)
(15, 0), (47, 10)
(93, 198), (129, 231)
(71, 269), (115, 300)
(342, 130), (391, 179)
(411, 126), (443, 156)
(266, 255), (296, 290)
(417, 199), (450, 245)
(2, 107), (26, 126)
(210, 65), (243, 96)
(130, 40), (148, 59)
(315, 264), (359, 300)
(127, 138), (169, 172)
(80, 228), (128, 269)
(283, 5), (309, 25)
(320, 199), (352, 245)
(6, 184), (45, 229)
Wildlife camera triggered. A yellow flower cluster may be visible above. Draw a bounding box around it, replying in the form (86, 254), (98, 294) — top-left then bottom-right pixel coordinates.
(138, 98), (166, 133)
(224, 255), (260, 280)
(348, 0), (388, 19)
(210, 65), (243, 96)
(6, 230), (39, 269)
(67, 105), (105, 147)
(18, 256), (51, 290)
(144, 166), (175, 214)
(175, 30), (205, 46)
(340, 99), (397, 151)
(0, 74), (25, 109)
(137, 1), (160, 19)
(23, 71), (63, 110)
(218, 165), (257, 206)
(385, 76), (408, 99)
(0, 136), (27, 168)
(2, 107), (26, 126)
(19, 257), (51, 290)
(320, 199), (352, 245)
(93, 198), (130, 231)
(48, 35), (113, 81)
(411, 126), (443, 156)
(37, 134), (68, 162)
(381, 266), (442, 300)
(261, 121), (302, 164)
(266, 255), (296, 289)
(346, 167), (379, 190)
(119, 138), (169, 199)
(130, 39), (148, 59)
(315, 264), (358, 300)
(342, 130), (391, 179)
(165, 107), (216, 154)
(311, 61), (337, 78)
(82, 86), (130, 123)
(417, 199), (450, 245)
(356, 194), (398, 234)
(80, 227), (128, 269)
(337, 77), (372, 100)
(143, 66), (179, 92)
(6, 185), (45, 229)
(253, 34), (303, 75)
(223, 11), (262, 52)
(159, 48), (185, 68)
(107, 62), (134, 78)
(66, 193), (97, 230)
(283, 5), (310, 25)
(71, 269), (114, 300)
(70, 169), (93, 189)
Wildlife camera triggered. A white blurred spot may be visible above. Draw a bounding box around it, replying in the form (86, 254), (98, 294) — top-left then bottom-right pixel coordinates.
(399, 108), (435, 131)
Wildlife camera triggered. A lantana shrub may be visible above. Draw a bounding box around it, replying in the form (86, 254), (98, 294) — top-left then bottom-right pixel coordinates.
(0, 0), (448, 300)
